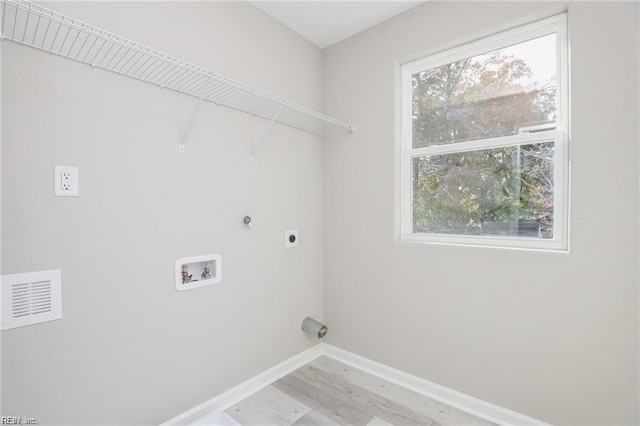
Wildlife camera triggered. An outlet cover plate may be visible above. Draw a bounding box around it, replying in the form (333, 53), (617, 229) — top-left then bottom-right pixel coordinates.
(54, 165), (79, 197)
(285, 230), (299, 248)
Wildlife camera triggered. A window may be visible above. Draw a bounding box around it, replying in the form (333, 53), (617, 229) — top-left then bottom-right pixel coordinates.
(400, 14), (568, 250)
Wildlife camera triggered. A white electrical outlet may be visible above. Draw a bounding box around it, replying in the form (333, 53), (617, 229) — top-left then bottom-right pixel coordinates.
(54, 166), (79, 197)
(285, 230), (298, 248)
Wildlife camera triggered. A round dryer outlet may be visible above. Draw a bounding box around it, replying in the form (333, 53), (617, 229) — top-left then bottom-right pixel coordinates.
(285, 230), (298, 248)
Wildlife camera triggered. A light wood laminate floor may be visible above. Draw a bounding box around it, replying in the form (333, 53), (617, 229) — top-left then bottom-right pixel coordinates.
(225, 356), (499, 426)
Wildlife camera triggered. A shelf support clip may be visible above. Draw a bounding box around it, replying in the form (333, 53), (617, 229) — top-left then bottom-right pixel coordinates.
(179, 75), (213, 153)
(250, 104), (284, 163)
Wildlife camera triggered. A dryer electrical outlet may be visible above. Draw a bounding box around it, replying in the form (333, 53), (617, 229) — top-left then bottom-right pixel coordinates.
(285, 230), (298, 248)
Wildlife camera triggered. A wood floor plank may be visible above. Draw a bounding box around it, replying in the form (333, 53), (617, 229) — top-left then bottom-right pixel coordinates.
(366, 416), (395, 426)
(225, 356), (503, 426)
(225, 385), (310, 426)
(287, 363), (440, 426)
(311, 356), (497, 426)
(273, 369), (374, 425)
(291, 409), (336, 426)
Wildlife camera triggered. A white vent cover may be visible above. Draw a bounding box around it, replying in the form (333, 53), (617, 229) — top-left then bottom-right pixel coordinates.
(1, 269), (62, 330)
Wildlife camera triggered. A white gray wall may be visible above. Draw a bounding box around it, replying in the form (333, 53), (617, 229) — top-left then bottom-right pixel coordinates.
(0, 27), (3, 420)
(322, 2), (639, 425)
(1, 2), (324, 424)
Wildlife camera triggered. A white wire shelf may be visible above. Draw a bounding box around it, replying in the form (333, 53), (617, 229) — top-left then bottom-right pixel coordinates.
(0, 0), (356, 136)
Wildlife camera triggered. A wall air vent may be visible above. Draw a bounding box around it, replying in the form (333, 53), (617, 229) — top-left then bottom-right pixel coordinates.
(1, 269), (62, 330)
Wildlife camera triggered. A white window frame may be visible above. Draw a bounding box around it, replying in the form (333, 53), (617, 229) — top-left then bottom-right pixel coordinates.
(400, 14), (569, 251)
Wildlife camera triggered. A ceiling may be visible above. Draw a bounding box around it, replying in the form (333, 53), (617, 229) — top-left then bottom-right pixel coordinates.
(249, 1), (425, 49)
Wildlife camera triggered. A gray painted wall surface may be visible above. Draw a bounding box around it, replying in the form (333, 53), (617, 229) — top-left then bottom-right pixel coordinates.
(322, 2), (639, 425)
(1, 2), (324, 423)
(0, 25), (3, 420)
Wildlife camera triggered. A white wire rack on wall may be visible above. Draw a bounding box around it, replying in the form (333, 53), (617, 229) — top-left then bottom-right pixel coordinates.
(0, 0), (356, 150)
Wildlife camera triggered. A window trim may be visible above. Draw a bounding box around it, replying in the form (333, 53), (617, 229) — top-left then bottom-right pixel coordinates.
(399, 13), (569, 251)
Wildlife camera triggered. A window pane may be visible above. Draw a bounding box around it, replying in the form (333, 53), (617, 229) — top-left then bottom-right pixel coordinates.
(411, 142), (554, 238)
(412, 34), (557, 148)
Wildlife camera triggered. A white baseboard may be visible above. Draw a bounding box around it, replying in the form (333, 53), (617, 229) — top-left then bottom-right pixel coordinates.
(163, 342), (550, 426)
(322, 343), (550, 426)
(160, 344), (323, 425)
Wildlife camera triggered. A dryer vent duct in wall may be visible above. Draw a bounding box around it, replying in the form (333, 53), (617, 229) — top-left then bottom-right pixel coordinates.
(302, 317), (328, 339)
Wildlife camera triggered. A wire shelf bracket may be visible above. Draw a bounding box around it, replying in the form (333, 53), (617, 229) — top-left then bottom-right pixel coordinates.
(250, 104), (283, 163)
(179, 76), (213, 152)
(0, 0), (356, 153)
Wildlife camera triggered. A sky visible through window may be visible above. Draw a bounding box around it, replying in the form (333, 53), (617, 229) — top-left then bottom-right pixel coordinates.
(503, 34), (557, 85)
